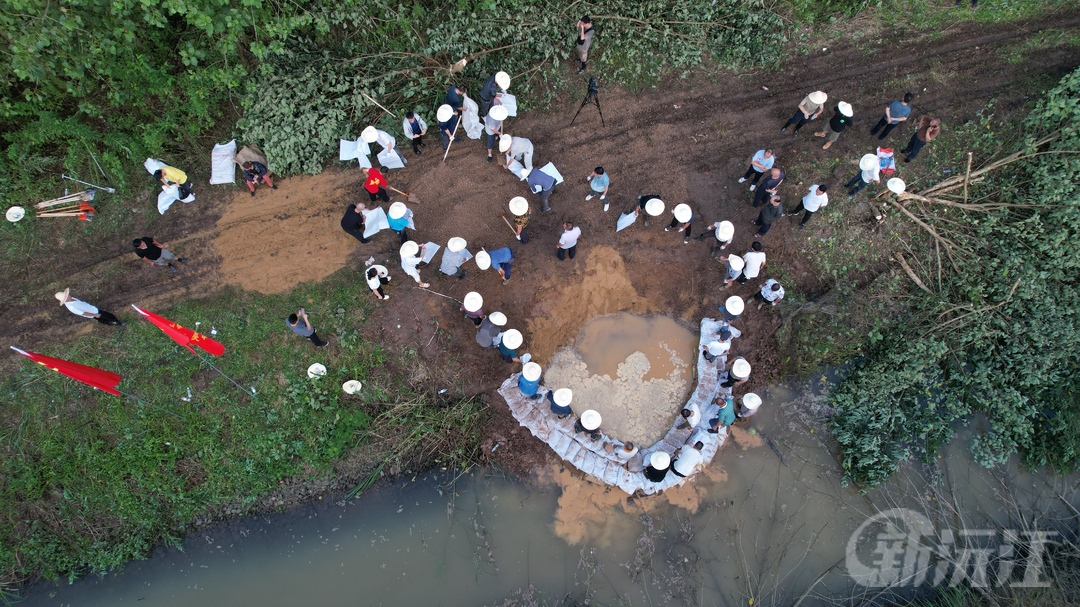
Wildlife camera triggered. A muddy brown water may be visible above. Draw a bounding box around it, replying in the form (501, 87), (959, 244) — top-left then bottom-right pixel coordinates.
(21, 375), (1080, 607)
(576, 313), (696, 383)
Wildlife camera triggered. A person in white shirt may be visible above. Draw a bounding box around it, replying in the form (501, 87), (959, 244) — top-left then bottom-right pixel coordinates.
(365, 264), (391, 300)
(787, 184), (829, 229)
(55, 288), (125, 326)
(847, 154), (880, 197)
(361, 126), (407, 167)
(671, 442), (705, 477)
(500, 135), (534, 172)
(557, 222), (582, 261)
(615, 441), (638, 463)
(756, 279), (785, 308)
(739, 242), (766, 284)
(399, 241), (429, 288)
(676, 403), (701, 429)
(401, 112), (428, 156)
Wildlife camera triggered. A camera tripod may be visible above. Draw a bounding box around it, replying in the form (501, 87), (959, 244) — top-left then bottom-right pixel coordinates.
(571, 77), (605, 126)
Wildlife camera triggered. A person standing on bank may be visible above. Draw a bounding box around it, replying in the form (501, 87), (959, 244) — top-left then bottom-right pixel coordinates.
(496, 328), (524, 364)
(736, 393), (763, 419)
(500, 135), (534, 173)
(752, 167), (784, 207)
(815, 101), (853, 150)
(786, 184), (828, 229)
(476, 247), (516, 285)
(585, 167), (610, 211)
(461, 291), (485, 327)
(665, 203), (694, 244)
(752, 194), (784, 237)
(401, 111), (428, 156)
(55, 289), (125, 326)
(437, 104), (459, 152)
(781, 90), (827, 135)
(479, 71), (510, 118)
(444, 83), (466, 114)
(738, 149), (775, 190)
(440, 237), (471, 279)
(241, 161), (276, 196)
(575, 16), (594, 73)
(361, 167), (390, 203)
(557, 222), (582, 261)
(721, 254), (744, 288)
(361, 125), (406, 167)
(525, 167), (556, 212)
(847, 154), (881, 198)
(633, 195), (664, 227)
(901, 117), (942, 163)
(644, 452), (671, 483)
(870, 92), (914, 141)
(387, 201), (413, 246)
(484, 105), (507, 163)
(132, 236), (188, 272)
(519, 362), (543, 400)
(509, 197), (531, 243)
(739, 242), (766, 284)
(287, 308), (328, 347)
(340, 202), (370, 244)
(476, 311), (506, 348)
(694, 219), (734, 257)
(399, 241), (430, 288)
(756, 279), (785, 308)
(548, 387), (574, 419)
(365, 264), (391, 300)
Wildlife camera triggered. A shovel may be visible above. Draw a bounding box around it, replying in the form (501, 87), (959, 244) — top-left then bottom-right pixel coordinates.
(442, 116), (462, 163)
(388, 186), (421, 204)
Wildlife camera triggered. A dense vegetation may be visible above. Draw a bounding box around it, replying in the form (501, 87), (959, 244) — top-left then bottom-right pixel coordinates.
(829, 67), (1080, 488)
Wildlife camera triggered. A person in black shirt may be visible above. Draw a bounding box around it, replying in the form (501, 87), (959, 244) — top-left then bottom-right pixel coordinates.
(815, 102), (853, 150)
(340, 202), (369, 244)
(241, 161), (276, 197)
(132, 237), (187, 271)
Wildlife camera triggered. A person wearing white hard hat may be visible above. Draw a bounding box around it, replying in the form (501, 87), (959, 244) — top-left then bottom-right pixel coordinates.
(736, 393), (763, 419)
(557, 222), (582, 261)
(786, 184), (829, 229)
(752, 166), (785, 208)
(644, 451), (671, 483)
(526, 166), (557, 212)
(693, 219), (735, 257)
(460, 291), (485, 326)
(575, 16), (594, 73)
(476, 311), (506, 348)
(508, 197), (531, 243)
(752, 193), (784, 237)
(585, 166), (610, 211)
(387, 201), (414, 246)
(901, 116), (942, 163)
(399, 241), (429, 288)
(671, 441), (705, 478)
(719, 295), (744, 322)
(496, 328), (524, 363)
(361, 125), (407, 167)
(436, 104), (459, 152)
(401, 111), (428, 156)
(548, 387), (573, 418)
(55, 289), (125, 326)
(870, 92), (914, 141)
(847, 153), (881, 198)
(478, 247), (515, 284)
(364, 264), (391, 300)
(577, 409), (602, 438)
(665, 203), (694, 244)
(781, 91), (827, 135)
(440, 237), (472, 278)
(739, 242), (766, 285)
(738, 149), (775, 190)
(632, 194), (664, 227)
(708, 396), (736, 432)
(500, 135), (534, 172)
(755, 279), (785, 308)
(479, 71), (509, 117)
(484, 105), (508, 163)
(816, 102), (854, 150)
(360, 167), (390, 203)
(721, 356), (751, 389)
(518, 362), (543, 399)
(721, 253), (745, 288)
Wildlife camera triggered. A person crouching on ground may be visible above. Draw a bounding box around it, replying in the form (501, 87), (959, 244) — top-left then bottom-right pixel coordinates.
(365, 264), (390, 300)
(241, 161), (276, 196)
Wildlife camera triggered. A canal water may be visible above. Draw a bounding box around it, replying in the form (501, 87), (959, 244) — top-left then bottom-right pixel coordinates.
(20, 379), (1080, 606)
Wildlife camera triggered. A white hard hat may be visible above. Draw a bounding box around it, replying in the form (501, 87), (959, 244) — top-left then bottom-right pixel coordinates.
(727, 254), (745, 271)
(838, 101), (853, 117)
(887, 178), (906, 194)
(501, 329), (523, 349)
(475, 250), (491, 270)
(731, 358), (752, 380)
(399, 241), (419, 257)
(342, 380), (363, 394)
(488, 105), (508, 121)
(522, 362), (542, 382)
(520, 168), (532, 179)
(488, 311), (507, 326)
(388, 201), (408, 219)
(509, 196), (529, 216)
(463, 291), (484, 312)
(742, 393), (762, 410)
(307, 363), (327, 378)
(580, 409), (602, 431)
(707, 341), (727, 356)
(725, 296), (745, 315)
(717, 220), (734, 240)
(645, 198), (665, 217)
(6, 206), (25, 222)
(673, 203), (692, 223)
(495, 71), (511, 91)
(498, 134), (513, 152)
(437, 104), (454, 123)
(650, 452), (671, 470)
(360, 126), (378, 143)
(553, 388), (573, 407)
(808, 90), (828, 104)
(447, 237), (467, 252)
(859, 154), (878, 171)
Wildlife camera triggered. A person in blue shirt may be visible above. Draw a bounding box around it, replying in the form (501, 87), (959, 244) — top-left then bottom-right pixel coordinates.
(401, 112), (427, 156)
(488, 247), (515, 285)
(547, 388), (573, 419)
(518, 362), (542, 399)
(436, 104), (459, 152)
(496, 329), (523, 363)
(738, 149), (775, 190)
(871, 92), (914, 141)
(444, 84), (465, 113)
(525, 168), (556, 212)
(585, 166), (610, 211)
(708, 397), (736, 432)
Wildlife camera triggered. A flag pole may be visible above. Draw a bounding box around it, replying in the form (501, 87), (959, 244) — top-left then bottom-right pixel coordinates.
(116, 389), (187, 420)
(197, 352), (256, 397)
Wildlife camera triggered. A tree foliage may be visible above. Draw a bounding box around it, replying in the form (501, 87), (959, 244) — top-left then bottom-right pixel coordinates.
(830, 67), (1080, 488)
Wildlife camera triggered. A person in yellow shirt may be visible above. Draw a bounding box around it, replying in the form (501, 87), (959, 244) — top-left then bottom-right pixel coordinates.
(154, 165), (193, 200)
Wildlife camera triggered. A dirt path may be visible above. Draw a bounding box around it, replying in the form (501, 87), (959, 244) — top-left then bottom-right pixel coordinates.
(3, 10), (1078, 474)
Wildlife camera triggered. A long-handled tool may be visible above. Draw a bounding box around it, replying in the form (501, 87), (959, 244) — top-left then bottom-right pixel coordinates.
(388, 186), (421, 204)
(35, 190), (96, 209)
(62, 174), (115, 194)
(497, 213), (520, 240)
(360, 92), (397, 118)
(442, 116), (462, 163)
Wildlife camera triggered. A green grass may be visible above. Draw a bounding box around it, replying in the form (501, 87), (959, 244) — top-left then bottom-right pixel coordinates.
(0, 272), (485, 587)
(783, 0), (1077, 28)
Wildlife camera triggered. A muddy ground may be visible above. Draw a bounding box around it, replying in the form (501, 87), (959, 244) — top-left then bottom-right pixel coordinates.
(3, 10), (1079, 481)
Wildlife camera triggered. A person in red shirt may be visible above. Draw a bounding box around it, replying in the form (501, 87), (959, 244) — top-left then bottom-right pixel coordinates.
(361, 167), (390, 203)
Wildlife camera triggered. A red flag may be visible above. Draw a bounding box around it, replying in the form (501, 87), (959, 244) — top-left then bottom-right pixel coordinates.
(11, 346), (122, 396)
(131, 305), (225, 356)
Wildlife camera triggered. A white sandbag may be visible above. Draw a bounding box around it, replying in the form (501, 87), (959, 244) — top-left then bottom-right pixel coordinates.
(462, 96), (482, 140)
(144, 158), (166, 175)
(339, 138), (371, 161)
(421, 242), (440, 264)
(361, 207), (389, 238)
(157, 185), (180, 214)
(539, 162), (564, 184)
(377, 149), (406, 170)
(501, 94), (518, 117)
(210, 140), (237, 184)
(506, 159), (528, 181)
(616, 212), (637, 232)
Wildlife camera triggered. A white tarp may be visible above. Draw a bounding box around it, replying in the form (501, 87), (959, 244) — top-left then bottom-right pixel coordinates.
(144, 158), (166, 175)
(539, 162), (564, 184)
(421, 242), (440, 264)
(338, 138), (370, 161)
(361, 207), (389, 239)
(157, 186), (179, 214)
(378, 149), (406, 170)
(501, 94), (518, 117)
(506, 159), (528, 181)
(616, 212), (637, 232)
(210, 140), (237, 184)
(462, 96), (482, 140)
